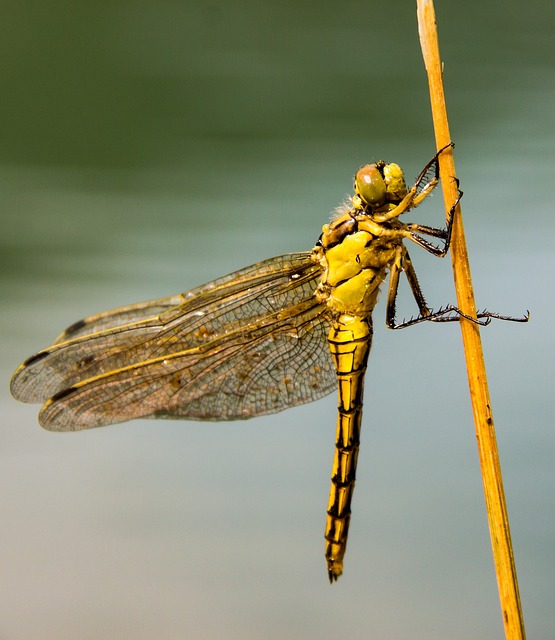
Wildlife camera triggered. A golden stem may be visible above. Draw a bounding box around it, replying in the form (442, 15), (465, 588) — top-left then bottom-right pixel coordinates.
(416, 2), (526, 638)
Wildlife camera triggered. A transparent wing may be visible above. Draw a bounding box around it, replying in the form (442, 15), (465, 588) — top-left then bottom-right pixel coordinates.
(53, 253), (322, 343)
(51, 296), (186, 344)
(11, 253), (336, 431)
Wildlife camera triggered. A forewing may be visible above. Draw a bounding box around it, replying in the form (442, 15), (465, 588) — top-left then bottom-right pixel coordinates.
(11, 253), (322, 403)
(52, 253), (317, 343)
(52, 296), (186, 344)
(12, 252), (336, 429)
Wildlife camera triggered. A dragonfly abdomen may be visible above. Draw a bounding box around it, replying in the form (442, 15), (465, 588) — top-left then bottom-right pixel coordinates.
(325, 315), (372, 582)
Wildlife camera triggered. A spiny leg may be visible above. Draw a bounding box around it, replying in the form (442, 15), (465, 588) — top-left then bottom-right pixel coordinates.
(405, 183), (462, 257)
(385, 246), (528, 329)
(390, 306), (489, 330)
(385, 246), (450, 329)
(371, 178), (438, 223)
(391, 302), (528, 330)
(386, 246), (429, 329)
(426, 308), (530, 324)
(414, 142), (454, 186)
(372, 142), (455, 224)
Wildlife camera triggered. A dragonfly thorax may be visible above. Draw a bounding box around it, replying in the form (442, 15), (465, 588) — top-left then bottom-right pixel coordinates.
(314, 210), (400, 318)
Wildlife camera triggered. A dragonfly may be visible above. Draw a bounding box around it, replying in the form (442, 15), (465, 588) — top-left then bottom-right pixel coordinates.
(10, 143), (527, 582)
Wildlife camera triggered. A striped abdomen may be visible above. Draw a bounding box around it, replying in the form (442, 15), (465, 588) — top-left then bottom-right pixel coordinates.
(325, 314), (372, 582)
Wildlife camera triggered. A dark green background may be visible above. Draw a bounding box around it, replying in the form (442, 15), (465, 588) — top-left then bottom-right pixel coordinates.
(2, 1), (553, 638)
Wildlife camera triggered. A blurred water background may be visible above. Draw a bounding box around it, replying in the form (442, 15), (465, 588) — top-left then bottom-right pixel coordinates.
(1, 1), (554, 638)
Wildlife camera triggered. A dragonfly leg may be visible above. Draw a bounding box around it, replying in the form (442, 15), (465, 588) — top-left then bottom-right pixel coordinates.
(405, 184), (462, 257)
(390, 305), (529, 330)
(427, 308), (530, 324)
(386, 246), (433, 329)
(385, 245), (527, 329)
(372, 142), (454, 224)
(371, 179), (438, 223)
(401, 142), (454, 213)
(414, 141), (454, 186)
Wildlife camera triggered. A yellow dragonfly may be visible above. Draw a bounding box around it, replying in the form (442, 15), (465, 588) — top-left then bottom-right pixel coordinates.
(10, 144), (526, 581)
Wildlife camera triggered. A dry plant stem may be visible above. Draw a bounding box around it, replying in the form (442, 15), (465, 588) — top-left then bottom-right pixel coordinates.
(416, 2), (526, 639)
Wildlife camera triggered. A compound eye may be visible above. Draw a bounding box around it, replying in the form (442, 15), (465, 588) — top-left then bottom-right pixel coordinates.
(354, 164), (386, 207)
(383, 162), (407, 202)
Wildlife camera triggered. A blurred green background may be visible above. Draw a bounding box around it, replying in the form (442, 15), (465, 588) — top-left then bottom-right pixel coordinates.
(2, 1), (553, 638)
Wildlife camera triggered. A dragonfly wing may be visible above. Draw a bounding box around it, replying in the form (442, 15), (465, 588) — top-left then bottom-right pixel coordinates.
(11, 253), (321, 403)
(52, 253), (316, 343)
(38, 297), (335, 430)
(12, 252), (336, 428)
(51, 296), (186, 344)
(12, 319), (164, 403)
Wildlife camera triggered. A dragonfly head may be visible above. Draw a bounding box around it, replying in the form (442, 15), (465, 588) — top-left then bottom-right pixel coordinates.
(353, 161), (408, 210)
